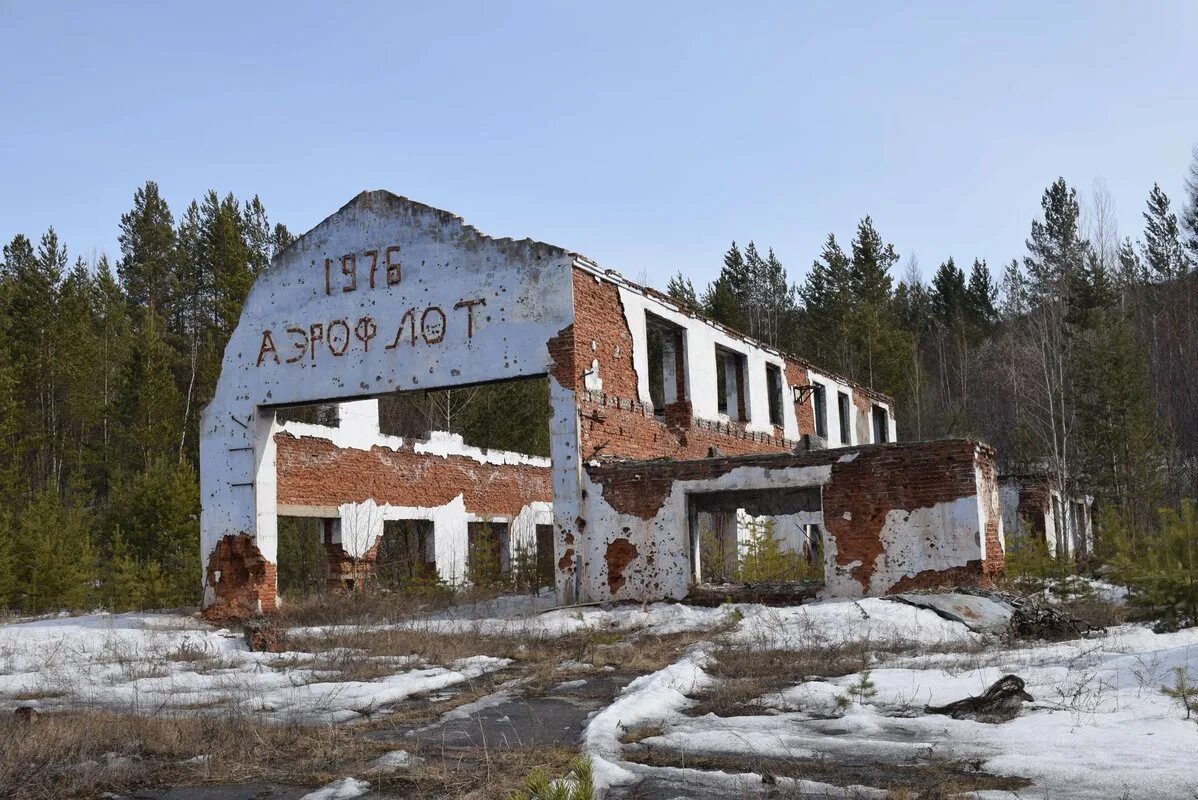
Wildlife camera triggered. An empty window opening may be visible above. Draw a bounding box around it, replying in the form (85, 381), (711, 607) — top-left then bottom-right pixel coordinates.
(688, 487), (824, 586)
(646, 313), (687, 417)
(467, 521), (510, 587)
(715, 346), (748, 422)
(838, 392), (852, 445)
(275, 402), (340, 427)
(812, 382), (828, 438)
(376, 519), (437, 589)
(872, 404), (889, 443)
(378, 375), (552, 457)
(276, 516), (328, 599)
(766, 363), (784, 426)
(535, 524), (555, 590)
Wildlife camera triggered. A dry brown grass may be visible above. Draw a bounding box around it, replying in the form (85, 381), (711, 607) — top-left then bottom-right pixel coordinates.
(687, 639), (897, 717)
(1054, 596), (1127, 630)
(0, 709), (385, 800)
(0, 709), (588, 800)
(285, 622), (724, 688)
(273, 585), (535, 629)
(375, 745), (582, 800)
(687, 635), (985, 718)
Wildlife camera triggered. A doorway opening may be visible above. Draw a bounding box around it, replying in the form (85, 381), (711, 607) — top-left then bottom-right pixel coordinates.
(688, 486), (824, 587)
(276, 516), (329, 600)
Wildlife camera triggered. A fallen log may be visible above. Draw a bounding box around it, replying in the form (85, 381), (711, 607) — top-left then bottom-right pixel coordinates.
(926, 674), (1034, 723)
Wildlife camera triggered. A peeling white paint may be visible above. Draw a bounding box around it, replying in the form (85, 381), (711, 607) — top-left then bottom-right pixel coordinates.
(578, 464), (833, 601)
(861, 495), (985, 596)
(199, 191), (578, 610)
(330, 495), (553, 587)
(412, 431), (550, 468)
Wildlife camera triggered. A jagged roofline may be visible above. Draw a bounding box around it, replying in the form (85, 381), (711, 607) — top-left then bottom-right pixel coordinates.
(570, 256), (896, 407)
(269, 189), (571, 267)
(270, 190), (893, 406)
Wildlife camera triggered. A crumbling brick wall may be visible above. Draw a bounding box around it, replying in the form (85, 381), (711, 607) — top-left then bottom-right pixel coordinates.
(275, 433), (551, 514)
(579, 439), (1003, 602)
(202, 534), (278, 621)
(820, 440), (1003, 594)
(570, 271), (813, 460)
(274, 432), (553, 588)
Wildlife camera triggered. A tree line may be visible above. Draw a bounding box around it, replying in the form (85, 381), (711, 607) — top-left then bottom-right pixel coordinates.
(3, 154), (1197, 614)
(669, 154), (1198, 561)
(0, 183), (292, 611)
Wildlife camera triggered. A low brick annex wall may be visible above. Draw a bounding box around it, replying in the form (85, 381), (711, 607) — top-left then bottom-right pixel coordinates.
(274, 433), (552, 515)
(577, 438), (1004, 602)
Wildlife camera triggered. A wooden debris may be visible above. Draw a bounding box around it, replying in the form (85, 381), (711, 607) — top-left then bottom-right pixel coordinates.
(926, 674), (1034, 723)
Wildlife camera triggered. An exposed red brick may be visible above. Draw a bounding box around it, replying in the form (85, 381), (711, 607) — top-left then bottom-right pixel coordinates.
(586, 439), (1002, 594)
(604, 537), (639, 595)
(201, 534), (277, 622)
(275, 433), (551, 515)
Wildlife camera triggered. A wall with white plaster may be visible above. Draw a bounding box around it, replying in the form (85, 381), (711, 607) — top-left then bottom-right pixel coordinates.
(614, 283), (896, 444)
(199, 191), (577, 609)
(616, 287), (798, 437)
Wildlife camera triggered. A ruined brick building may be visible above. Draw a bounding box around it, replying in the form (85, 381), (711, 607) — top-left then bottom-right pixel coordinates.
(199, 191), (1007, 618)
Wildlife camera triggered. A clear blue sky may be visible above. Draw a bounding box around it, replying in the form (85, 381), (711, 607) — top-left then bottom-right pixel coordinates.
(3, 1), (1197, 289)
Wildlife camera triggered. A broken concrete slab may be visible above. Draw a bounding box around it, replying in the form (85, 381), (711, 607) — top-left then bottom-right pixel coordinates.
(893, 592), (1013, 632)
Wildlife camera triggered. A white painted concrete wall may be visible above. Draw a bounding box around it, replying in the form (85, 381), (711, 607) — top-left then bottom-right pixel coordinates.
(614, 283), (896, 445)
(200, 192), (578, 610)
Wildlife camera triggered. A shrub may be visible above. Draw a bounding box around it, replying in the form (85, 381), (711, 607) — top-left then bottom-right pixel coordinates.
(735, 518), (821, 583)
(1161, 667), (1197, 721)
(1110, 500), (1198, 628)
(466, 522), (504, 590)
(508, 755), (594, 800)
(1003, 516), (1073, 592)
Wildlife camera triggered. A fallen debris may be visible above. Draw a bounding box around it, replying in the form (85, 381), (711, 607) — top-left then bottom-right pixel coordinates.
(926, 674), (1034, 723)
(684, 581), (821, 607)
(894, 592), (1014, 633)
(243, 619), (288, 653)
(1008, 599), (1088, 641)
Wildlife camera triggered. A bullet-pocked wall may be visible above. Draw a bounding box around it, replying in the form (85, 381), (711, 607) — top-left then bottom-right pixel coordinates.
(556, 266), (901, 601)
(199, 192), (578, 618)
(580, 440), (1005, 601)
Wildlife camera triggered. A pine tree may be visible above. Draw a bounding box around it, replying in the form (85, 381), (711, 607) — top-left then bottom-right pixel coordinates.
(1025, 179), (1089, 304)
(931, 258), (967, 325)
(848, 216), (897, 306)
(272, 223), (295, 256)
(1180, 146), (1198, 262)
(105, 457), (201, 604)
(1020, 179), (1089, 508)
(118, 181), (177, 320)
(19, 488), (95, 613)
(965, 259), (999, 332)
(204, 191), (252, 336)
(1116, 238), (1145, 288)
(92, 256), (132, 496)
(103, 527), (144, 611)
(114, 314), (184, 469)
(666, 272), (699, 308)
(1141, 183), (1189, 281)
(799, 233), (853, 365)
(0, 512), (15, 610)
(703, 242), (748, 331)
